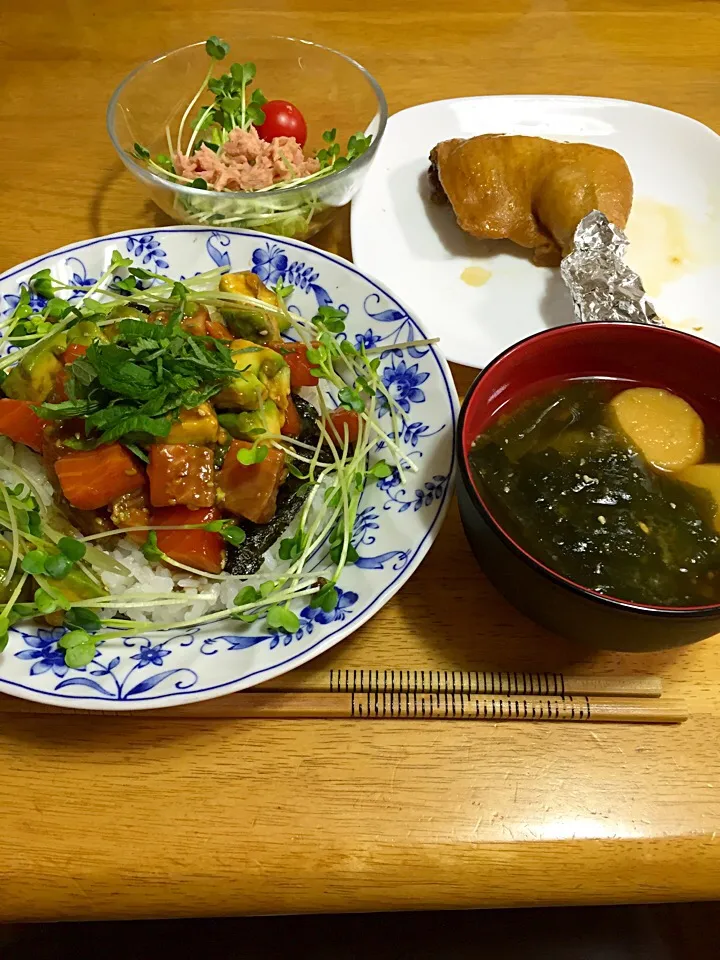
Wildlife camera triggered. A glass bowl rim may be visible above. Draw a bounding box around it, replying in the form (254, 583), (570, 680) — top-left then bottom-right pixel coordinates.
(106, 36), (389, 201)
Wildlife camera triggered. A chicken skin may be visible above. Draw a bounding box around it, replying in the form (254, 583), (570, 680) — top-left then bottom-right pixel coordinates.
(429, 134), (633, 266)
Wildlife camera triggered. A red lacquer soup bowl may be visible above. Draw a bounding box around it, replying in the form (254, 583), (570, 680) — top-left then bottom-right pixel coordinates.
(457, 322), (720, 652)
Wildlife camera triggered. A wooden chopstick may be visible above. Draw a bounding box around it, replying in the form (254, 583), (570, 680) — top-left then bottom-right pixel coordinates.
(317, 670), (663, 699)
(0, 692), (686, 723)
(150, 692), (686, 723)
(132, 692), (685, 723)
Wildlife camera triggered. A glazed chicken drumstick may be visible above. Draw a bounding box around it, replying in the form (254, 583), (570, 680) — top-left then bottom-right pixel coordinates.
(429, 134), (633, 266)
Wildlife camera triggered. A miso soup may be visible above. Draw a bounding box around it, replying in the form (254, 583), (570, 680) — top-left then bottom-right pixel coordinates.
(469, 378), (720, 607)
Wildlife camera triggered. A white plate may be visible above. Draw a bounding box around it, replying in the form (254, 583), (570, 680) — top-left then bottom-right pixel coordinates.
(0, 227), (458, 709)
(351, 95), (720, 368)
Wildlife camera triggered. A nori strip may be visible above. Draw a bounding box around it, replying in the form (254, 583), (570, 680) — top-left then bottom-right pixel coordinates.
(293, 394), (333, 463)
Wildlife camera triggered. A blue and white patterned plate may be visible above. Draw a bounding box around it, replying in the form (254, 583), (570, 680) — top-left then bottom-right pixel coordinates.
(0, 227), (458, 710)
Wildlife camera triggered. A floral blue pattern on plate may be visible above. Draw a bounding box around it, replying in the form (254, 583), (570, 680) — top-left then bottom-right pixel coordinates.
(0, 227), (458, 710)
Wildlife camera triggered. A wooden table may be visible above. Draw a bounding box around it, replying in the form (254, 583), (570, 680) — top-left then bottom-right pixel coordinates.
(1, 0), (720, 922)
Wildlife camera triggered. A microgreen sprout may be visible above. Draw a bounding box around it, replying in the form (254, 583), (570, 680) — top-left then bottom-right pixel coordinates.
(233, 585), (261, 623)
(29, 269), (58, 301)
(236, 444), (269, 465)
(309, 581), (339, 613)
(44, 553), (74, 580)
(21, 550), (50, 576)
(132, 143), (150, 161)
(65, 607), (102, 632)
(220, 525), (246, 546)
(142, 532), (163, 563)
(274, 281), (294, 300)
(366, 460), (393, 481)
(59, 537), (86, 561)
(265, 604), (300, 634)
(203, 519), (246, 546)
(34, 587), (70, 616)
(205, 36), (230, 60)
(58, 629), (97, 668)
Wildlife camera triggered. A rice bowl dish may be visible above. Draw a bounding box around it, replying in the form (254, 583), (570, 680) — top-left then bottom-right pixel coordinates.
(0, 228), (456, 708)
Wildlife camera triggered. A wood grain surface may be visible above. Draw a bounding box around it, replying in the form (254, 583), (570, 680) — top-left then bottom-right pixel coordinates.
(1, 0), (720, 922)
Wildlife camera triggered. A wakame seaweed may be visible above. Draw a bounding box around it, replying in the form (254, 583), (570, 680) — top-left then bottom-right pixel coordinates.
(470, 382), (720, 606)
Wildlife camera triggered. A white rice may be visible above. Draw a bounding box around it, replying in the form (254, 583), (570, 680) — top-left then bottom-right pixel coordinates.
(0, 436), (54, 506)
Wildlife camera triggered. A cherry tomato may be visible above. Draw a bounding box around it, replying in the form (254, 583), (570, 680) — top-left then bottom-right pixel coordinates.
(53, 369), (68, 403)
(268, 341), (319, 389)
(328, 408), (360, 446)
(257, 101), (308, 147)
(62, 342), (88, 365)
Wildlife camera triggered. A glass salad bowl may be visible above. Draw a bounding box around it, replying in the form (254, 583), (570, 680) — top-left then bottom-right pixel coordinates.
(107, 36), (387, 241)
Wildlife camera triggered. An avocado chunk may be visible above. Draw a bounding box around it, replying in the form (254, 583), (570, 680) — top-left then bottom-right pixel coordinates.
(218, 271), (288, 343)
(3, 329), (68, 403)
(218, 400), (284, 441)
(0, 538), (101, 610)
(167, 403), (220, 444)
(215, 339), (291, 412)
(66, 319), (106, 349)
(41, 543), (105, 604)
(52, 564), (105, 604)
(101, 304), (150, 341)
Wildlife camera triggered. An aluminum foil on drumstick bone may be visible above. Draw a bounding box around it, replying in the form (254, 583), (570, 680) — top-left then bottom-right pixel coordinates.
(561, 210), (662, 326)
